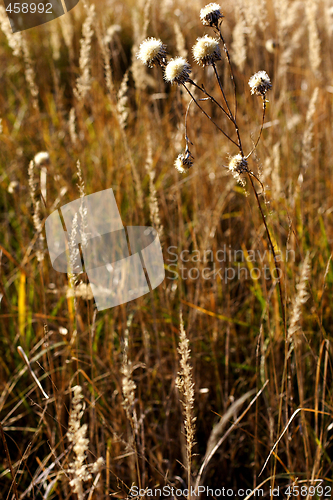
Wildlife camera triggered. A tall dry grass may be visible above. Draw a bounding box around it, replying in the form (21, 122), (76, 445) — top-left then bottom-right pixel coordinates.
(0, 0), (332, 498)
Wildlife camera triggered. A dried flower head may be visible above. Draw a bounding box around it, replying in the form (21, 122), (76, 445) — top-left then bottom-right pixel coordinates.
(164, 57), (191, 85)
(33, 151), (50, 167)
(137, 37), (167, 68)
(228, 154), (248, 173)
(175, 151), (193, 173)
(228, 154), (248, 186)
(192, 35), (221, 66)
(200, 3), (223, 26)
(248, 71), (272, 96)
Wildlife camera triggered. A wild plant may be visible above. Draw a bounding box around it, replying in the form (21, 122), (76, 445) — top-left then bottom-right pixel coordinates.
(137, 3), (286, 329)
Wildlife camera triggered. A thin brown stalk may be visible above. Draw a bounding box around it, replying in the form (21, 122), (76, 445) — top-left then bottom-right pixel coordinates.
(247, 174), (286, 331)
(0, 421), (19, 500)
(182, 84), (239, 147)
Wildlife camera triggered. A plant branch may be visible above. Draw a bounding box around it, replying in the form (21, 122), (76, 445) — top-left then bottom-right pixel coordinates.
(215, 25), (237, 119)
(212, 62), (243, 155)
(246, 98), (267, 159)
(188, 79), (231, 120)
(182, 84), (239, 147)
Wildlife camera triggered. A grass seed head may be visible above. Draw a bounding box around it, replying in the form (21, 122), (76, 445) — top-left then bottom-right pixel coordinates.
(192, 35), (221, 66)
(164, 57), (191, 84)
(33, 151), (50, 167)
(200, 3), (223, 26)
(137, 37), (167, 68)
(248, 70), (272, 96)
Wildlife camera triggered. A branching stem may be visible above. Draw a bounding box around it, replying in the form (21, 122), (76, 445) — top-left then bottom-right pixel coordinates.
(182, 84), (239, 147)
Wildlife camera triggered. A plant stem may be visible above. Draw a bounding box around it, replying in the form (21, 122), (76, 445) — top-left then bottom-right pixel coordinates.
(247, 174), (286, 331)
(215, 26), (237, 119)
(188, 79), (231, 120)
(0, 421), (19, 500)
(212, 62), (243, 155)
(246, 99), (267, 159)
(182, 84), (239, 147)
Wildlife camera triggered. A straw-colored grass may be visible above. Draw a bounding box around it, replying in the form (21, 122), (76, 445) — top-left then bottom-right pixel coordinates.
(0, 0), (332, 498)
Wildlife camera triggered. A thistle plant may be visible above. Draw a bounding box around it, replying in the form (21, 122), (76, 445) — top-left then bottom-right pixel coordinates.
(137, 3), (286, 328)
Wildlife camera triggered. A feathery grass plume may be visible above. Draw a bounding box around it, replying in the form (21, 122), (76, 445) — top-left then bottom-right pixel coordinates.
(256, 0), (268, 32)
(50, 21), (61, 61)
(287, 253), (311, 345)
(278, 25), (305, 78)
(76, 160), (88, 249)
(67, 386), (104, 500)
(301, 87), (319, 176)
(164, 57), (191, 84)
(66, 282), (94, 300)
(192, 35), (221, 67)
(231, 17), (247, 71)
(34, 151), (50, 203)
(137, 37), (167, 68)
(117, 70), (129, 130)
(274, 0), (301, 39)
(121, 315), (137, 422)
(0, 6), (22, 56)
(74, 4), (96, 101)
(271, 142), (281, 198)
(69, 108), (78, 147)
(239, 0), (268, 40)
(69, 212), (80, 279)
(60, 13), (74, 61)
(131, 11), (150, 91)
(22, 37), (39, 111)
(103, 24), (121, 45)
(325, 2), (333, 37)
(200, 3), (223, 27)
(305, 0), (322, 79)
(176, 312), (196, 491)
(174, 20), (188, 59)
(248, 71), (272, 96)
(145, 134), (163, 239)
(97, 24), (115, 97)
(28, 158), (45, 262)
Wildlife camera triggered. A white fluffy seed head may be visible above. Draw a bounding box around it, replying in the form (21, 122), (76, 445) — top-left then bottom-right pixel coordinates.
(200, 3), (223, 26)
(192, 35), (221, 66)
(228, 154), (248, 172)
(164, 57), (191, 84)
(137, 37), (167, 67)
(248, 71), (272, 96)
(175, 153), (193, 172)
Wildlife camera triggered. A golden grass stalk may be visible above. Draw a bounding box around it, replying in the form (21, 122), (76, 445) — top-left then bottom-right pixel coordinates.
(74, 4), (96, 101)
(22, 37), (39, 111)
(287, 252), (311, 344)
(0, 5), (22, 56)
(67, 385), (104, 500)
(176, 312), (196, 495)
(69, 108), (78, 147)
(145, 133), (163, 239)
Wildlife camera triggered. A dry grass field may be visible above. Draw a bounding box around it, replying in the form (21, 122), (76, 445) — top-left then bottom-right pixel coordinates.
(0, 0), (333, 498)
